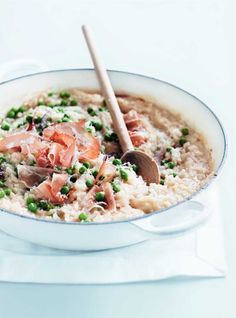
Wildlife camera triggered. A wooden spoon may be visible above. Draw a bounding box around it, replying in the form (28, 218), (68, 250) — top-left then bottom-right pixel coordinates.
(82, 25), (160, 184)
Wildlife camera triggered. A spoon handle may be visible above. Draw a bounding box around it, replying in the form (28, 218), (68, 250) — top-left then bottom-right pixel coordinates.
(82, 25), (134, 153)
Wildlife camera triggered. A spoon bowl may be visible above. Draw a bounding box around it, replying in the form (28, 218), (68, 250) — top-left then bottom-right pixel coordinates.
(121, 150), (160, 184)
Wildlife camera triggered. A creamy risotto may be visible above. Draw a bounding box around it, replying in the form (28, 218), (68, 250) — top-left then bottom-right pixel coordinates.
(0, 89), (213, 222)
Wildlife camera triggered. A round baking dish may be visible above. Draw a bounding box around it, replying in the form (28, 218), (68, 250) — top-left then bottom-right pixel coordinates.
(0, 60), (227, 250)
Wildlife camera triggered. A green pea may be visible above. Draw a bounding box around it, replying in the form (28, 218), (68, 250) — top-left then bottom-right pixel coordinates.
(38, 200), (54, 211)
(87, 107), (97, 116)
(26, 115), (33, 123)
(70, 99), (77, 106)
(26, 196), (36, 205)
(28, 202), (38, 213)
(166, 147), (172, 152)
(160, 180), (165, 185)
(0, 157), (7, 164)
(95, 191), (105, 202)
(60, 91), (70, 99)
(70, 176), (77, 183)
(60, 99), (68, 106)
(34, 117), (42, 124)
(37, 101), (44, 106)
(132, 164), (138, 173)
(60, 185), (70, 195)
(111, 132), (118, 141)
(79, 166), (87, 174)
(104, 132), (112, 141)
(172, 172), (177, 178)
(48, 92), (53, 97)
(4, 188), (11, 196)
(179, 137), (187, 146)
(181, 128), (189, 136)
(112, 159), (122, 166)
(92, 169), (98, 178)
(18, 106), (26, 113)
(0, 180), (6, 187)
(1, 123), (10, 131)
(90, 121), (103, 131)
(105, 132), (118, 142)
(161, 159), (169, 166)
(0, 190), (5, 199)
(66, 168), (74, 175)
(167, 162), (176, 169)
(112, 182), (121, 193)
(62, 116), (70, 122)
(79, 212), (88, 221)
(86, 179), (94, 188)
(7, 109), (16, 118)
(83, 162), (91, 169)
(86, 127), (93, 134)
(120, 169), (128, 181)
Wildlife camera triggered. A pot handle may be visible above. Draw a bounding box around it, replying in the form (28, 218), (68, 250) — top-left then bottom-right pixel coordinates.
(131, 200), (211, 237)
(0, 59), (47, 82)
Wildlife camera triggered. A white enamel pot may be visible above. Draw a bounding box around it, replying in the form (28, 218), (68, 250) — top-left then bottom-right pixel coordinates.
(0, 60), (226, 250)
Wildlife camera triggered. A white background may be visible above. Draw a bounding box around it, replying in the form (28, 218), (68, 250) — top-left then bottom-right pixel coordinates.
(0, 0), (236, 317)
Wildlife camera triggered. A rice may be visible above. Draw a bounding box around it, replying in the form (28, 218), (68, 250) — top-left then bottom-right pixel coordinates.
(0, 89), (213, 222)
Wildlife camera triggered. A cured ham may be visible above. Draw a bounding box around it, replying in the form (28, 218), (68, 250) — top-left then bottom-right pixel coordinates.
(123, 110), (143, 131)
(78, 133), (100, 161)
(103, 182), (116, 210)
(0, 120), (100, 170)
(48, 143), (64, 166)
(17, 165), (54, 188)
(81, 185), (100, 210)
(43, 121), (100, 163)
(43, 121), (85, 140)
(0, 132), (41, 153)
(123, 110), (148, 146)
(34, 173), (68, 204)
(95, 158), (117, 185)
(59, 141), (77, 167)
(128, 131), (148, 147)
(35, 147), (50, 167)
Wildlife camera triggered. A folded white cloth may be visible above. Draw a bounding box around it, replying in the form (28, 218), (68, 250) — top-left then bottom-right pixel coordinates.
(0, 186), (226, 284)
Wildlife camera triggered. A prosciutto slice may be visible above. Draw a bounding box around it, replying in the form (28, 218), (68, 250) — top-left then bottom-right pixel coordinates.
(123, 110), (143, 131)
(95, 158), (117, 185)
(34, 173), (68, 204)
(43, 121), (100, 163)
(123, 110), (148, 146)
(0, 132), (43, 153)
(17, 165), (54, 188)
(128, 131), (148, 147)
(103, 182), (116, 211)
